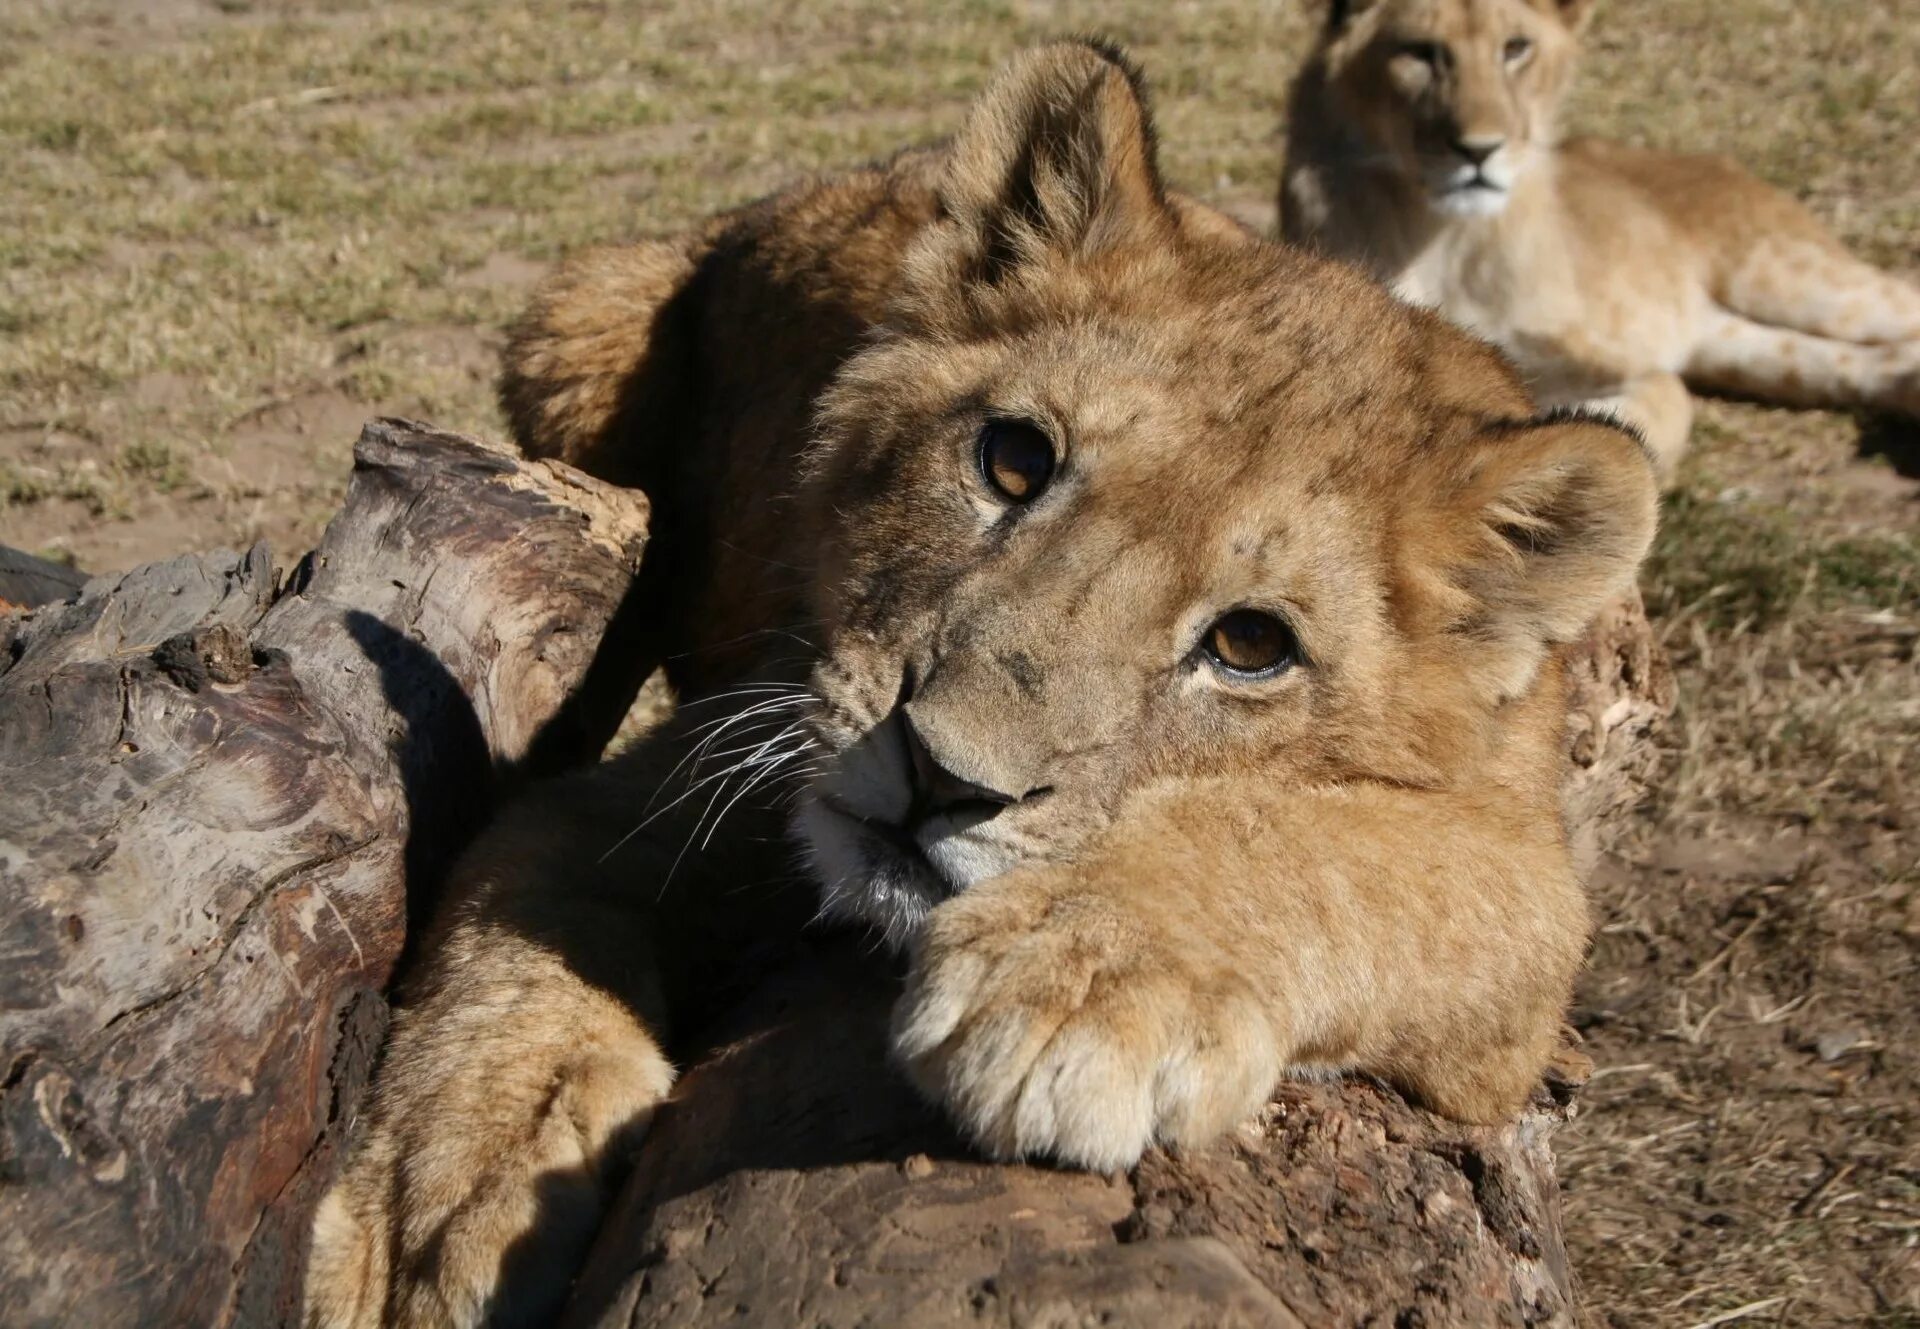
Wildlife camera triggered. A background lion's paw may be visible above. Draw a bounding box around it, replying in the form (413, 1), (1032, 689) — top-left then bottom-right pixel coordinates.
(891, 887), (1280, 1172)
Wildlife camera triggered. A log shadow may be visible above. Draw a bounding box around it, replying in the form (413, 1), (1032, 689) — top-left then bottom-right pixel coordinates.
(340, 511), (674, 929)
(511, 532), (683, 785)
(463, 937), (969, 1328)
(345, 609), (495, 931)
(538, 939), (984, 1329)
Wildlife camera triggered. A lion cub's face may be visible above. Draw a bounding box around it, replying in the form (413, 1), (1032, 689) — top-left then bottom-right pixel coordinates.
(792, 43), (1653, 945)
(1319, 0), (1594, 216)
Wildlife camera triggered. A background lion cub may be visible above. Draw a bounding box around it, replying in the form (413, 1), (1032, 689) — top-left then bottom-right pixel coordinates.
(306, 39), (1656, 1328)
(1282, 0), (1920, 471)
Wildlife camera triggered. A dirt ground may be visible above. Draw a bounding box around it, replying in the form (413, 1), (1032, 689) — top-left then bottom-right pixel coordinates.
(2, 0), (1914, 1323)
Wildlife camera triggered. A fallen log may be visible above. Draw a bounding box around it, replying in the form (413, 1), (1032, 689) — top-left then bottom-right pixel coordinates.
(0, 420), (651, 1329)
(0, 544), (87, 612)
(559, 598), (1673, 1329)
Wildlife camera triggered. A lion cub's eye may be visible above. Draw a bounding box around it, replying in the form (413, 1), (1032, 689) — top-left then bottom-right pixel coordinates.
(1503, 36), (1533, 63)
(977, 420), (1055, 503)
(1397, 40), (1444, 67)
(1203, 609), (1300, 678)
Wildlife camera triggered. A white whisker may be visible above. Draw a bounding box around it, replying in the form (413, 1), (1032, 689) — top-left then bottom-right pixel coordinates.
(599, 695), (817, 865)
(700, 741), (816, 852)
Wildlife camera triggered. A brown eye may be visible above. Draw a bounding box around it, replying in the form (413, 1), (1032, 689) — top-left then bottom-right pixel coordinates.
(1504, 36), (1533, 62)
(978, 420), (1055, 503)
(1398, 40), (1444, 66)
(1203, 609), (1299, 678)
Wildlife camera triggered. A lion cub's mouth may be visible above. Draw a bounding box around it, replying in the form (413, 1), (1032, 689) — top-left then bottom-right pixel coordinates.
(823, 795), (946, 882)
(793, 792), (960, 947)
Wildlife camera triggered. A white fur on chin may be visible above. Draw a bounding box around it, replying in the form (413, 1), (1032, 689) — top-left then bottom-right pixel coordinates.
(1431, 186), (1511, 218)
(793, 795), (942, 949)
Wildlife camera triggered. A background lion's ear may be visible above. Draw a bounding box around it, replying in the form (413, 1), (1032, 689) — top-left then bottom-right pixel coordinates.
(1412, 412), (1657, 702)
(922, 40), (1172, 287)
(1526, 0), (1600, 32)
(1322, 0), (1384, 31)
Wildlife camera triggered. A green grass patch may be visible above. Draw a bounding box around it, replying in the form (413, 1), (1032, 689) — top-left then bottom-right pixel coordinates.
(1646, 487), (1920, 630)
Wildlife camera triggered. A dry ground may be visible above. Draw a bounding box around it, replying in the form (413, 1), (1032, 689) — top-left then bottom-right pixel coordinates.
(2, 0), (1914, 1323)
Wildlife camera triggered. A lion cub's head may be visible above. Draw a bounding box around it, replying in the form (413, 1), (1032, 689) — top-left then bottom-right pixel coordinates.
(1303, 0), (1595, 215)
(795, 40), (1653, 945)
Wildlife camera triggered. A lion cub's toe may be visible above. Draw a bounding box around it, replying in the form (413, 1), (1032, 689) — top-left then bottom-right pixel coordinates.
(893, 884), (1279, 1173)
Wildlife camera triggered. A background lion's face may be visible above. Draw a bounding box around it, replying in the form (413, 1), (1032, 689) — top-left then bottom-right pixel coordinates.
(1325, 0), (1589, 215)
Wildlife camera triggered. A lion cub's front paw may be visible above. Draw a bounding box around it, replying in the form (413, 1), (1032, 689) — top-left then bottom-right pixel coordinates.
(891, 885), (1281, 1171)
(304, 1025), (673, 1329)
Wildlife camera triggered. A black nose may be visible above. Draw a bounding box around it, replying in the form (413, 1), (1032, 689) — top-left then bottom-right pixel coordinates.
(900, 712), (1030, 826)
(1452, 136), (1504, 167)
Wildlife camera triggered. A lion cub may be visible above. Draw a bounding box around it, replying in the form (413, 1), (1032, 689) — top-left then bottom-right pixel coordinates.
(305, 40), (1656, 1328)
(1282, 0), (1920, 472)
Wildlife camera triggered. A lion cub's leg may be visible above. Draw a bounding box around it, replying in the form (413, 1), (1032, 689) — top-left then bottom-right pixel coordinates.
(892, 780), (1589, 1169)
(305, 692), (813, 1329)
(306, 929), (672, 1329)
(1686, 309), (1920, 419)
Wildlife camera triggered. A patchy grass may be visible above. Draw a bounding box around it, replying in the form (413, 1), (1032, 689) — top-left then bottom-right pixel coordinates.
(1648, 488), (1920, 633)
(0, 0), (1312, 568)
(2, 0), (1915, 1323)
(1569, 394), (1920, 1325)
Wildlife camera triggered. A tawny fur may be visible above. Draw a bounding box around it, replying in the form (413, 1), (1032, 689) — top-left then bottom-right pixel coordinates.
(307, 39), (1657, 1328)
(1281, 0), (1920, 474)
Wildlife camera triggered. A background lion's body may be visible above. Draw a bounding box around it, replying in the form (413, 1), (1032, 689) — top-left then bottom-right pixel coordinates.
(1281, 0), (1920, 472)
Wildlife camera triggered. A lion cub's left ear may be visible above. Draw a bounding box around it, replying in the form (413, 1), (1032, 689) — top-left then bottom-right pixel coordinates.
(905, 40), (1176, 300)
(1419, 411), (1657, 702)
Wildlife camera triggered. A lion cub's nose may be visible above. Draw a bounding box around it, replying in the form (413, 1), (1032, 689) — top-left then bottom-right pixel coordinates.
(900, 709), (1045, 827)
(1452, 135), (1505, 167)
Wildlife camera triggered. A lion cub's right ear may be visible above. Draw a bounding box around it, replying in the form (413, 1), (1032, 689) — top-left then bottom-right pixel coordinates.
(903, 40), (1175, 303)
(1412, 411), (1659, 705)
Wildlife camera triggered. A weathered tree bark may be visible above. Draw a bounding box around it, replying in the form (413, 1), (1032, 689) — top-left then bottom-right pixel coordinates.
(559, 600), (1674, 1329)
(0, 544), (87, 612)
(0, 420), (650, 1329)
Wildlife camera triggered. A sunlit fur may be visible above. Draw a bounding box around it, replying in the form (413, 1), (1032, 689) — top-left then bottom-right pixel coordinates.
(306, 39), (1658, 1328)
(1283, 0), (1920, 475)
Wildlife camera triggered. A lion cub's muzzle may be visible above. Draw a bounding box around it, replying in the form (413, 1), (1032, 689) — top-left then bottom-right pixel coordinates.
(795, 652), (1116, 947)
(900, 701), (1053, 836)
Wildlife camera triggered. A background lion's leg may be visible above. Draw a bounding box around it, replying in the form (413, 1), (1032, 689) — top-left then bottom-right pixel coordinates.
(1715, 229), (1920, 346)
(1576, 371), (1693, 477)
(1685, 308), (1920, 418)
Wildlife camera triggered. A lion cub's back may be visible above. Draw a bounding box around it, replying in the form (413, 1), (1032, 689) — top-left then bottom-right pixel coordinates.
(501, 150), (945, 491)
